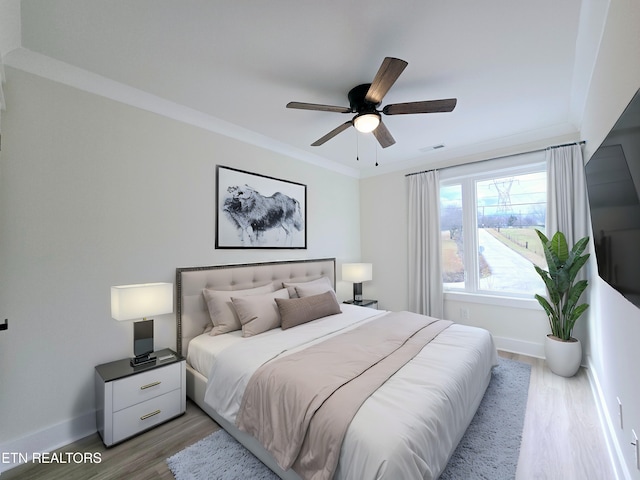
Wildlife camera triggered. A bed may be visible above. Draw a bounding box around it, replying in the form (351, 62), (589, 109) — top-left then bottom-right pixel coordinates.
(176, 257), (498, 480)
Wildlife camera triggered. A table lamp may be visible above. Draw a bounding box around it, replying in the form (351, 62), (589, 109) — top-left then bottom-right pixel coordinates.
(342, 263), (373, 303)
(111, 282), (173, 366)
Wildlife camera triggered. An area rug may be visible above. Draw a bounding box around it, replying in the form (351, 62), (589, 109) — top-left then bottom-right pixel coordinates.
(439, 357), (531, 479)
(167, 357), (531, 480)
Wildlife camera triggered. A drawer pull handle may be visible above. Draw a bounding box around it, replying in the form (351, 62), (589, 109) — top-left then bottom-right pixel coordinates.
(140, 381), (161, 390)
(140, 410), (161, 421)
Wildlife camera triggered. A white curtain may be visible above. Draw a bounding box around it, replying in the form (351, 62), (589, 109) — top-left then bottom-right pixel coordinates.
(546, 143), (592, 345)
(546, 144), (591, 246)
(408, 170), (443, 317)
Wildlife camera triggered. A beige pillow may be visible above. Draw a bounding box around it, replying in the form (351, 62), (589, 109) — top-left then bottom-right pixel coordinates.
(283, 276), (333, 298)
(203, 283), (275, 335)
(231, 288), (290, 337)
(276, 290), (342, 330)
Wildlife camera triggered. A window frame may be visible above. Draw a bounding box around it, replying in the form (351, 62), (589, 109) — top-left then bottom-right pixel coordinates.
(439, 153), (547, 305)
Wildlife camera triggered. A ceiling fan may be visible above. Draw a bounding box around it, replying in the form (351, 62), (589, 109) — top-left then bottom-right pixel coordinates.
(286, 57), (457, 149)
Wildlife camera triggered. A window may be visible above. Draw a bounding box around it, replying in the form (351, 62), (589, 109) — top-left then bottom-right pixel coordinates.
(440, 157), (547, 298)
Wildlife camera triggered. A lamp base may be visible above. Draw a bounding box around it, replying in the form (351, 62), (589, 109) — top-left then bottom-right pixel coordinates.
(130, 354), (156, 367)
(353, 282), (363, 302)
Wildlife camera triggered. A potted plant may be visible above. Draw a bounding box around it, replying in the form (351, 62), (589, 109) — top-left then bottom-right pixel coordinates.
(533, 230), (590, 377)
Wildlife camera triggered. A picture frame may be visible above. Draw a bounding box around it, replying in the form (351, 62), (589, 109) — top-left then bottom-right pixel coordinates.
(215, 165), (307, 249)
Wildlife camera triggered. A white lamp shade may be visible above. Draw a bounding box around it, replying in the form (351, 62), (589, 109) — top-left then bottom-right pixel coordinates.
(342, 263), (373, 283)
(111, 282), (173, 321)
(353, 113), (380, 133)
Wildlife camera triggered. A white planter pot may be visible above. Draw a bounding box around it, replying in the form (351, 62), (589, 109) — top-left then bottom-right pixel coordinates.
(545, 335), (582, 377)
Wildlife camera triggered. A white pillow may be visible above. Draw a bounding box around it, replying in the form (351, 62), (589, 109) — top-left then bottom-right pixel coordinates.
(283, 276), (333, 298)
(231, 288), (290, 337)
(203, 283), (275, 335)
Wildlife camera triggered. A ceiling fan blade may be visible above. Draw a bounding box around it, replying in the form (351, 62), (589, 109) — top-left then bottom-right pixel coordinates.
(365, 57), (408, 105)
(311, 121), (353, 146)
(383, 98), (457, 115)
(372, 121), (396, 148)
(287, 101), (351, 114)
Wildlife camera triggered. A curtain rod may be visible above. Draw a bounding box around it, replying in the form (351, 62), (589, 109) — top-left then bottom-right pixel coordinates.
(405, 140), (586, 177)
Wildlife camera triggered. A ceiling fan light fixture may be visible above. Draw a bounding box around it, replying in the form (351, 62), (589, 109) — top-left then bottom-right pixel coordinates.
(353, 113), (380, 133)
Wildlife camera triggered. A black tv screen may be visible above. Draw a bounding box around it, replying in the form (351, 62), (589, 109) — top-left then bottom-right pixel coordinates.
(585, 89), (640, 308)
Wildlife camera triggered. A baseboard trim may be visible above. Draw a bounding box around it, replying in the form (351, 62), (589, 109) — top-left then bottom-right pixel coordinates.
(0, 411), (96, 474)
(586, 361), (630, 480)
(493, 336), (544, 358)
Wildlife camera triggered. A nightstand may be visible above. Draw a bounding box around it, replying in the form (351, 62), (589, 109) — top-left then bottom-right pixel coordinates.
(343, 299), (378, 309)
(95, 348), (186, 447)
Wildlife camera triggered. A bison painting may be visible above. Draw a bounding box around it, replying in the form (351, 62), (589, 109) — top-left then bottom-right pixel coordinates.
(222, 184), (304, 246)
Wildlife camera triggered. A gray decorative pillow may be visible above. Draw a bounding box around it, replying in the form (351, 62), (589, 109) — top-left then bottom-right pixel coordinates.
(283, 276), (333, 298)
(231, 288), (290, 337)
(203, 283), (275, 335)
(276, 290), (342, 330)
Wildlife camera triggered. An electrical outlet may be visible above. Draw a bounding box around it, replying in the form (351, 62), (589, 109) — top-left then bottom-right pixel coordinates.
(460, 307), (470, 320)
(618, 397), (624, 429)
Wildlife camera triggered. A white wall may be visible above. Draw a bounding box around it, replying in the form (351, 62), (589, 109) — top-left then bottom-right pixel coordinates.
(580, 0), (640, 478)
(0, 67), (361, 466)
(359, 172), (408, 311)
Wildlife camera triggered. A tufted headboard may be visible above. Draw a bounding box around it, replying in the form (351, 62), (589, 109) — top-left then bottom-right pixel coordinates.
(175, 258), (336, 357)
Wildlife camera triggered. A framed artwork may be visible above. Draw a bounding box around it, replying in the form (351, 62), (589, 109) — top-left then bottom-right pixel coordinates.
(216, 165), (307, 249)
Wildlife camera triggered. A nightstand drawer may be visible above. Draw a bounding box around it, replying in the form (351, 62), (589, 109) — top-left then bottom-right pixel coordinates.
(112, 363), (181, 411)
(113, 389), (182, 443)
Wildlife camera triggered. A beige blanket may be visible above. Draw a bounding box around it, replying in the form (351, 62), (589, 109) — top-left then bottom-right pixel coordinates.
(236, 311), (452, 480)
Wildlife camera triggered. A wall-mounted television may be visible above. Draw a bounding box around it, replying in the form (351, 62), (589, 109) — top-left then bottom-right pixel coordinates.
(585, 88), (640, 308)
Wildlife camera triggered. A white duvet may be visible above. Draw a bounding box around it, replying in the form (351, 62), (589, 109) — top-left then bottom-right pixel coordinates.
(195, 305), (498, 480)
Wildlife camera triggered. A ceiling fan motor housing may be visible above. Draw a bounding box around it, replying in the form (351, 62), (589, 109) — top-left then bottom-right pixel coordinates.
(348, 84), (379, 113)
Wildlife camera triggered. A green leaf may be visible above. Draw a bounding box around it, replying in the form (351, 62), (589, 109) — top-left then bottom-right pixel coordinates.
(535, 229), (550, 245)
(535, 294), (560, 335)
(534, 293), (554, 316)
(568, 253), (590, 285)
(556, 268), (570, 295)
(562, 281), (586, 325)
(537, 233), (560, 277)
(570, 236), (590, 258)
(534, 265), (550, 282)
(569, 303), (589, 323)
(565, 280), (588, 312)
(536, 266), (560, 305)
(564, 303), (590, 339)
(551, 231), (569, 263)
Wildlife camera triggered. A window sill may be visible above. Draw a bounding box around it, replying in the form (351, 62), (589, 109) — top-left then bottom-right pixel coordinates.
(443, 291), (541, 310)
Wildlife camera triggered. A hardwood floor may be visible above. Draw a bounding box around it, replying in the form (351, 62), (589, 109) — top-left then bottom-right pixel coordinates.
(1, 401), (220, 480)
(500, 351), (615, 480)
(4, 352), (615, 479)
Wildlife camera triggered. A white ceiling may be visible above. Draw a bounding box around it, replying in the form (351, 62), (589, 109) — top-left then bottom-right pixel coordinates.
(3, 1), (601, 177)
